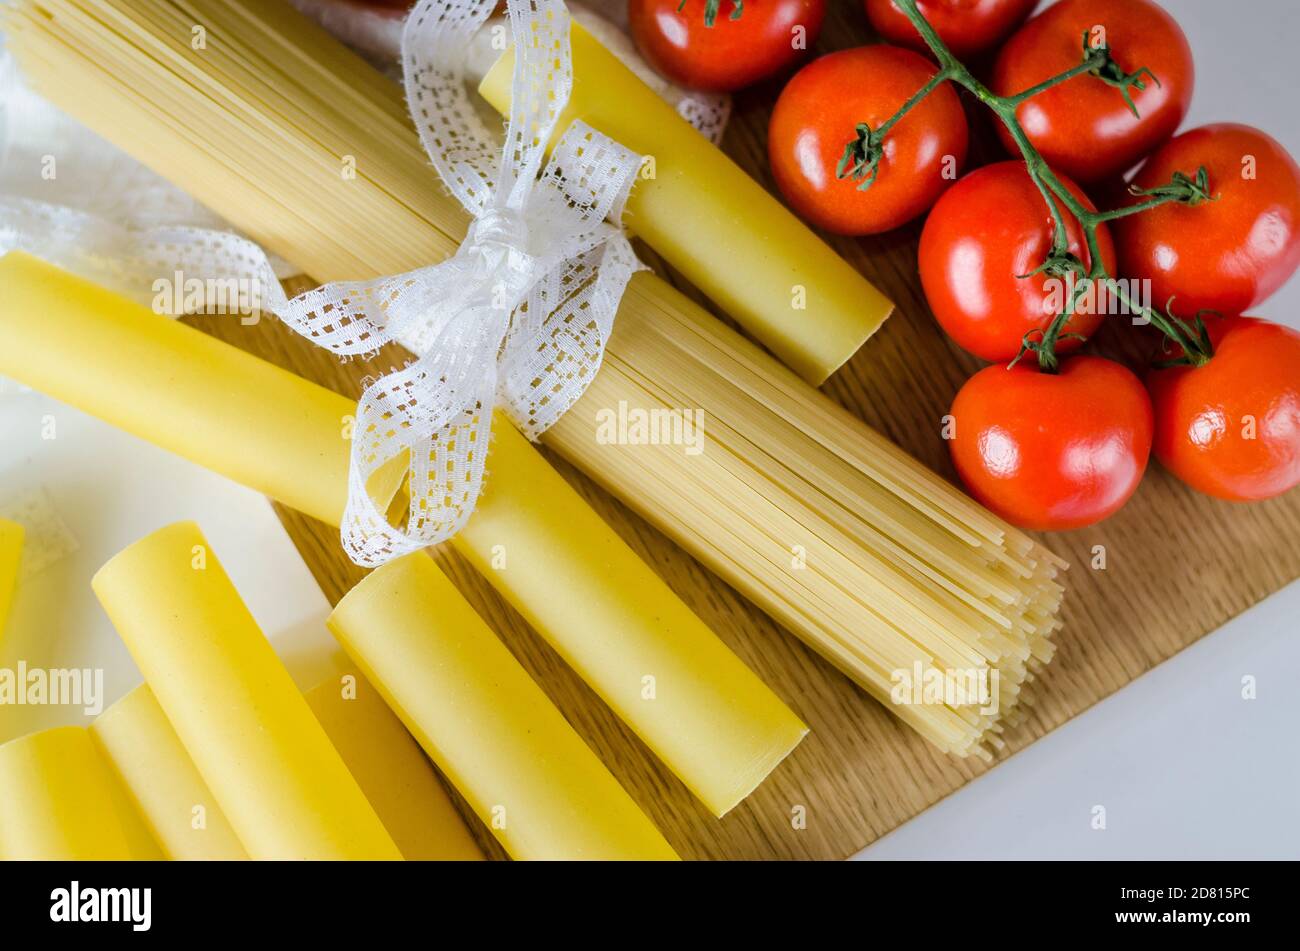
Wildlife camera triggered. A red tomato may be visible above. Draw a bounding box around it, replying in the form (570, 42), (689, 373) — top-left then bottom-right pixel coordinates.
(1115, 124), (1300, 317)
(919, 161), (1116, 362)
(949, 356), (1153, 530)
(1147, 317), (1300, 502)
(629, 0), (825, 92)
(768, 45), (968, 235)
(990, 0), (1194, 183)
(863, 0), (1039, 61)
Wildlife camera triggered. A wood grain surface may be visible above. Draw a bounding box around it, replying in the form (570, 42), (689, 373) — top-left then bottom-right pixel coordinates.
(189, 2), (1300, 860)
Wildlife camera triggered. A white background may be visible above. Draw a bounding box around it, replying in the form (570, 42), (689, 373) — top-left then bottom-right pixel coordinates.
(0, 397), (338, 744)
(857, 0), (1300, 860)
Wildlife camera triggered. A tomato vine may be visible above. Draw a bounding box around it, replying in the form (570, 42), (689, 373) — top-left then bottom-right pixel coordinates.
(840, 0), (1218, 371)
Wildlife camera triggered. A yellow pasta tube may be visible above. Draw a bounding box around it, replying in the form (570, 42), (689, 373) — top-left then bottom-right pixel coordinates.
(0, 253), (806, 816)
(0, 252), (399, 525)
(92, 673), (484, 861)
(304, 669), (484, 861)
(0, 518), (21, 644)
(98, 758), (168, 861)
(91, 685), (248, 861)
(0, 726), (138, 860)
(456, 425), (807, 816)
(478, 23), (894, 385)
(329, 553), (679, 861)
(91, 522), (401, 861)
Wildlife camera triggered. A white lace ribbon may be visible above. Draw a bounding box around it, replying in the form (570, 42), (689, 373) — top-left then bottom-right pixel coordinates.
(1, 0), (641, 567)
(260, 0), (645, 566)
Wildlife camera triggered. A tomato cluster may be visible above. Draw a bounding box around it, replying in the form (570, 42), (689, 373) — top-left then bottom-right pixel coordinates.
(632, 0), (1300, 530)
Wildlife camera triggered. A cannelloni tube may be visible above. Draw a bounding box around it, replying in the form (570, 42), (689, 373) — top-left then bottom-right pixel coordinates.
(455, 422), (807, 817)
(328, 552), (680, 861)
(91, 685), (249, 861)
(0, 254), (399, 526)
(91, 521), (402, 861)
(92, 672), (486, 861)
(0, 726), (140, 860)
(304, 669), (485, 861)
(478, 22), (894, 385)
(0, 518), (21, 643)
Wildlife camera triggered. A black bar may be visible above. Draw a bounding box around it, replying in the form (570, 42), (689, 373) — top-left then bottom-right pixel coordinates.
(0, 860), (1284, 938)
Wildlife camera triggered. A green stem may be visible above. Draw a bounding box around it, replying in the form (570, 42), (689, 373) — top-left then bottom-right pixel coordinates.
(680, 0), (742, 27)
(878, 68), (956, 139)
(996, 107), (1074, 257)
(1110, 282), (1205, 360)
(878, 0), (1217, 369)
(1003, 56), (1102, 106)
(1091, 194), (1181, 222)
(836, 67), (957, 190)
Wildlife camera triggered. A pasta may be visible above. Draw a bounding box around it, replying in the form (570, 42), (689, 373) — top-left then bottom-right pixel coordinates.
(91, 685), (250, 861)
(302, 669), (486, 861)
(91, 672), (485, 860)
(330, 552), (680, 861)
(0, 519), (22, 643)
(6, 0), (1065, 757)
(92, 521), (403, 860)
(0, 251), (806, 814)
(0, 726), (146, 860)
(479, 21), (895, 385)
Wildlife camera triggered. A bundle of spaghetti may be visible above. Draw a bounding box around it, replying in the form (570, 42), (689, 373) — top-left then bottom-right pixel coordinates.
(5, 0), (1066, 757)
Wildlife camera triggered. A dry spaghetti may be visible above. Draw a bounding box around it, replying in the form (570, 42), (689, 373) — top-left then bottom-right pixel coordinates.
(5, 0), (1066, 757)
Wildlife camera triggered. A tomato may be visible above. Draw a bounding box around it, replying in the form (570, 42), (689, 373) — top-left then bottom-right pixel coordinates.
(919, 161), (1116, 362)
(1115, 124), (1300, 318)
(949, 357), (1153, 530)
(629, 0), (825, 92)
(990, 0), (1194, 183)
(863, 0), (1039, 61)
(768, 45), (968, 235)
(1146, 317), (1300, 502)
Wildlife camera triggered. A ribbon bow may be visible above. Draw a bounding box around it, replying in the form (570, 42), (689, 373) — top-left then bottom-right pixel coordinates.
(273, 0), (644, 566)
(0, 0), (642, 567)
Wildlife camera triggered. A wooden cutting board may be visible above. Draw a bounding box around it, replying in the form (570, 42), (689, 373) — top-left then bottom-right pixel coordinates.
(190, 3), (1300, 860)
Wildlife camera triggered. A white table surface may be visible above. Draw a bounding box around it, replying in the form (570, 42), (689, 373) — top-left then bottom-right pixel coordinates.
(0, 396), (339, 745)
(857, 0), (1300, 860)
